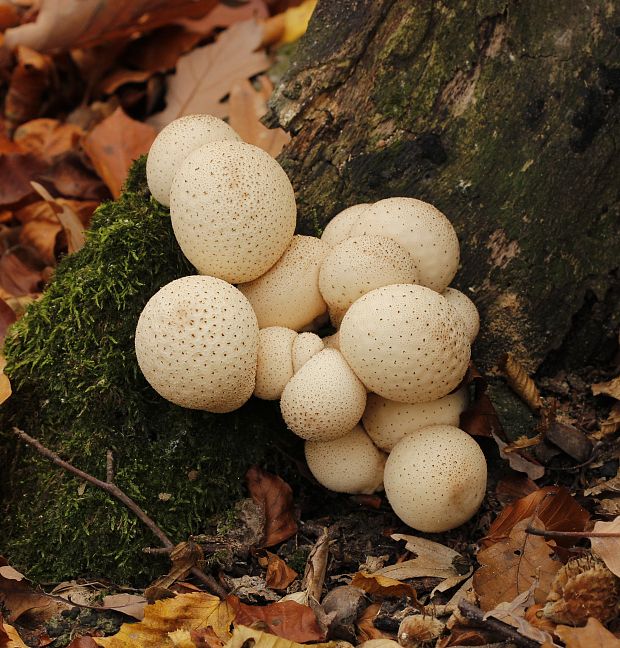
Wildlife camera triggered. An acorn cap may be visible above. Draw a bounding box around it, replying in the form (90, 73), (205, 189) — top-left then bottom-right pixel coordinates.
(254, 327), (297, 400)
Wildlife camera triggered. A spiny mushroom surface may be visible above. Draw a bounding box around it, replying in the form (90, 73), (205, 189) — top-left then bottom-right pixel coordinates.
(238, 235), (329, 331)
(292, 332), (324, 373)
(305, 425), (386, 494)
(384, 424), (487, 532)
(254, 327), (297, 400)
(169, 141), (296, 283)
(442, 287), (480, 343)
(146, 114), (240, 206)
(340, 284), (470, 403)
(363, 388), (469, 452)
(320, 203), (371, 247)
(319, 235), (419, 326)
(349, 197), (459, 292)
(280, 348), (367, 440)
(135, 275), (258, 413)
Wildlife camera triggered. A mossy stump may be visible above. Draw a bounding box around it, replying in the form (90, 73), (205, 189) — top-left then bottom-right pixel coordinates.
(1, 158), (295, 584)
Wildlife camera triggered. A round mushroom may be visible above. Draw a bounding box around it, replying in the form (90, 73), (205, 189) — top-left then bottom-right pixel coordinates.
(383, 424), (487, 532)
(319, 235), (419, 327)
(340, 284), (470, 403)
(280, 349), (367, 441)
(322, 331), (340, 351)
(146, 114), (240, 206)
(135, 275), (258, 413)
(349, 197), (460, 292)
(305, 425), (386, 494)
(254, 327), (297, 400)
(442, 287), (480, 343)
(238, 235), (329, 331)
(363, 388), (469, 452)
(292, 332), (324, 373)
(320, 204), (371, 247)
(169, 140), (296, 283)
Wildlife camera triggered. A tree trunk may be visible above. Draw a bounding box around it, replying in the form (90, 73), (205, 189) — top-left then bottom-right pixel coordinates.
(267, 0), (620, 373)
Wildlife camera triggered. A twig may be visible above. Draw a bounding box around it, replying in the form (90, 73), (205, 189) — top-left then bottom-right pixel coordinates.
(12, 427), (226, 598)
(458, 600), (541, 648)
(106, 450), (114, 483)
(525, 526), (620, 539)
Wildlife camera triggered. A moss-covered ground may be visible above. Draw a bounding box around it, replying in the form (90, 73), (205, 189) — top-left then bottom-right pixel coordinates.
(0, 158), (298, 584)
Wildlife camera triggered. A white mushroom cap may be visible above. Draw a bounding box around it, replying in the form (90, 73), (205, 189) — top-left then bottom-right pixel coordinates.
(305, 425), (386, 494)
(362, 388), (469, 452)
(146, 114), (240, 206)
(292, 332), (324, 373)
(442, 287), (480, 343)
(384, 424), (487, 532)
(319, 235), (419, 327)
(135, 275), (258, 413)
(340, 284), (471, 403)
(238, 235), (329, 331)
(320, 204), (371, 247)
(349, 197), (460, 292)
(280, 349), (367, 441)
(254, 327), (297, 400)
(322, 331), (340, 351)
(170, 141), (296, 283)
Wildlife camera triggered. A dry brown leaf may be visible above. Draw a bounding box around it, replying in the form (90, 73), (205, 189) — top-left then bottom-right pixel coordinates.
(13, 119), (84, 162)
(556, 617), (620, 648)
(83, 107), (156, 198)
(149, 19), (269, 130)
(97, 68), (153, 96)
(491, 431), (545, 480)
(459, 364), (502, 438)
(0, 355), (11, 406)
(261, 552), (297, 590)
(0, 246), (46, 297)
(356, 602), (394, 642)
(100, 593), (147, 621)
(0, 614), (28, 648)
(125, 26), (204, 73)
(350, 572), (419, 603)
(597, 402), (620, 438)
(0, 152), (47, 206)
(590, 517), (620, 577)
(224, 625), (338, 648)
(245, 465), (298, 547)
(4, 0), (219, 52)
(0, 561), (61, 623)
(592, 376), (620, 400)
(0, 298), (17, 344)
(495, 473), (539, 506)
(94, 592), (235, 648)
(474, 516), (562, 611)
(18, 218), (60, 265)
(227, 76), (290, 157)
(41, 152), (110, 201)
(177, 0), (269, 36)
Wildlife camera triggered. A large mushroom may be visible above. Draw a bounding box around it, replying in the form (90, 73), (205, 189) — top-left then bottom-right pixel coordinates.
(320, 204), (371, 248)
(254, 327), (297, 400)
(442, 287), (480, 343)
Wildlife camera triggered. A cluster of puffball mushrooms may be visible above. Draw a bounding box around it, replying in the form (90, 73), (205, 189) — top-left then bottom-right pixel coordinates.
(137, 113), (487, 534)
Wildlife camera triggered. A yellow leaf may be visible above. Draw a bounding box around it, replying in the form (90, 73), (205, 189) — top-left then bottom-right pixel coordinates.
(0, 617), (28, 648)
(94, 592), (235, 648)
(281, 0), (317, 44)
(224, 625), (346, 648)
(0, 355), (12, 405)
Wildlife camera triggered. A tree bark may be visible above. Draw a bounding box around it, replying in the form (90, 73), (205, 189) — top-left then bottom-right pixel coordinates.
(267, 0), (620, 372)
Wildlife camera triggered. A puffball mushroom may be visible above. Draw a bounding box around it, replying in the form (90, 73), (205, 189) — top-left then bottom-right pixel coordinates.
(280, 348), (367, 440)
(349, 197), (460, 292)
(238, 235), (329, 331)
(135, 275), (258, 413)
(363, 388), (469, 452)
(305, 425), (386, 494)
(340, 284), (471, 403)
(384, 424), (487, 532)
(170, 140), (296, 283)
(292, 332), (324, 373)
(442, 287), (480, 343)
(319, 235), (420, 327)
(146, 114), (240, 206)
(320, 204), (371, 247)
(254, 327), (297, 400)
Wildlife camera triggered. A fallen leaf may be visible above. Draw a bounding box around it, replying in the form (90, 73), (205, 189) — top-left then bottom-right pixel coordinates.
(101, 594), (147, 621)
(189, 626), (226, 648)
(459, 364), (502, 438)
(245, 465), (298, 547)
(355, 602), (393, 642)
(592, 376), (620, 400)
(491, 431), (545, 480)
(0, 562), (61, 623)
(13, 119), (84, 162)
(502, 352), (543, 411)
(176, 0), (269, 37)
(83, 107), (156, 198)
(41, 151), (110, 201)
(125, 26), (204, 73)
(227, 76), (290, 157)
(149, 19), (269, 130)
(261, 552), (297, 590)
(18, 217), (60, 265)
(0, 152), (47, 206)
(0, 5), (21, 31)
(474, 516), (562, 611)
(94, 592), (235, 648)
(590, 517), (620, 577)
(350, 572), (419, 603)
(0, 245), (46, 297)
(0, 355), (11, 406)
(556, 617), (620, 648)
(482, 486), (590, 549)
(67, 638), (101, 648)
(224, 625), (338, 648)
(278, 0), (317, 44)
(231, 597), (325, 642)
(0, 298), (17, 344)
(98, 68), (153, 95)
(495, 473), (539, 506)
(597, 402), (620, 438)
(0, 614), (28, 648)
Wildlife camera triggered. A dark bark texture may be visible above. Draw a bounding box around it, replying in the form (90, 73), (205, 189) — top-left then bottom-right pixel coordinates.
(267, 0), (620, 372)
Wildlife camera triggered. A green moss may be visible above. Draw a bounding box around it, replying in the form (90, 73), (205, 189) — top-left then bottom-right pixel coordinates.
(0, 157), (299, 584)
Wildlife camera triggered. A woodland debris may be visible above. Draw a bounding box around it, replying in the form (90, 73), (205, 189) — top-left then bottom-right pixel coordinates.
(502, 352), (543, 412)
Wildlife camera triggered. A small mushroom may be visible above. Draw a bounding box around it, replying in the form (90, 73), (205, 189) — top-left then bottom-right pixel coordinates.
(292, 332), (324, 373)
(349, 197), (460, 292)
(442, 287), (480, 343)
(170, 140), (296, 283)
(238, 235), (330, 331)
(323, 331), (340, 351)
(280, 349), (367, 440)
(319, 235), (419, 327)
(305, 425), (386, 494)
(146, 114), (241, 206)
(135, 275), (258, 413)
(320, 204), (371, 247)
(340, 284), (470, 404)
(254, 327), (297, 400)
(362, 388), (469, 452)
(383, 424), (487, 532)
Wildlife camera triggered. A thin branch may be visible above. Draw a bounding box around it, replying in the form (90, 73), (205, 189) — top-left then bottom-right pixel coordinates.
(525, 526), (620, 538)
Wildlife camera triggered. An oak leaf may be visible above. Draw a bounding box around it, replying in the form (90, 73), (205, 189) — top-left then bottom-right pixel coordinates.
(350, 572), (419, 603)
(590, 517), (620, 577)
(555, 617), (620, 648)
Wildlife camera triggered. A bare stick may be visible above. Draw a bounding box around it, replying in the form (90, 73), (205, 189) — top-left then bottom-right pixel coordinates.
(13, 427), (226, 598)
(525, 526), (620, 539)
